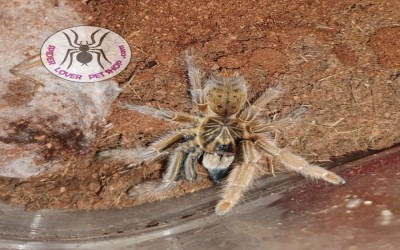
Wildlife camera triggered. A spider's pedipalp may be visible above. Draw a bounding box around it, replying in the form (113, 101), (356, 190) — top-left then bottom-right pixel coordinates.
(128, 143), (202, 201)
(255, 136), (345, 185)
(163, 141), (203, 181)
(239, 85), (282, 122)
(183, 147), (203, 181)
(120, 103), (198, 124)
(163, 149), (186, 181)
(215, 140), (260, 215)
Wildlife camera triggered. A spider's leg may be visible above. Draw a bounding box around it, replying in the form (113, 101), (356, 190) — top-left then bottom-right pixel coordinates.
(92, 51), (104, 69)
(184, 50), (208, 114)
(90, 49), (111, 65)
(127, 142), (197, 201)
(119, 103), (199, 124)
(66, 51), (79, 70)
(269, 106), (308, 130)
(91, 31), (110, 47)
(69, 29), (82, 46)
(62, 32), (79, 48)
(60, 49), (78, 67)
(98, 129), (194, 167)
(215, 140), (260, 215)
(249, 106), (308, 134)
(239, 85), (282, 122)
(87, 29), (101, 46)
(163, 144), (190, 181)
(183, 145), (203, 181)
(93, 48), (111, 64)
(9, 54), (44, 94)
(254, 136), (345, 185)
(127, 180), (178, 202)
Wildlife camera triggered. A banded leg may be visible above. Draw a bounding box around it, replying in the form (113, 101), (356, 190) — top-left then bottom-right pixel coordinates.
(128, 142), (201, 200)
(248, 106), (308, 134)
(161, 142), (202, 181)
(184, 50), (208, 113)
(98, 129), (194, 167)
(183, 146), (203, 181)
(239, 85), (282, 122)
(255, 136), (345, 185)
(119, 103), (198, 124)
(215, 141), (260, 215)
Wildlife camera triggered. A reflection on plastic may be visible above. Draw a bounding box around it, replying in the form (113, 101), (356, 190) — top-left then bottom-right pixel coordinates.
(0, 146), (399, 249)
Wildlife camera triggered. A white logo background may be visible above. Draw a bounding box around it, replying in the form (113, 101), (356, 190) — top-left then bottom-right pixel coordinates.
(41, 26), (131, 82)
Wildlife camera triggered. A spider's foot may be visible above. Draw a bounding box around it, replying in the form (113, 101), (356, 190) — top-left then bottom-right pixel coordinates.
(127, 180), (177, 200)
(322, 171), (346, 185)
(215, 200), (234, 216)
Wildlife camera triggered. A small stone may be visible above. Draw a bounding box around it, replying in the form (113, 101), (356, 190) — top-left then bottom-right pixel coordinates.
(363, 200), (373, 205)
(346, 198), (362, 208)
(34, 135), (46, 141)
(380, 209), (393, 225)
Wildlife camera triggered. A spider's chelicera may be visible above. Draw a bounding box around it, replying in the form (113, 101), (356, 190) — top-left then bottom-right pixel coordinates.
(60, 29), (111, 70)
(99, 51), (345, 215)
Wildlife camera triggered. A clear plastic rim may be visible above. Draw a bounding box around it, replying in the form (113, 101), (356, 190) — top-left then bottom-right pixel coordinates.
(1, 146), (398, 250)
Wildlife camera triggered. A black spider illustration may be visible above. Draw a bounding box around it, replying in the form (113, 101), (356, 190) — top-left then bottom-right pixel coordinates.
(60, 29), (111, 70)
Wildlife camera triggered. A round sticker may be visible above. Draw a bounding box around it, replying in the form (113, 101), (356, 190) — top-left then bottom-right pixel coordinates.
(41, 26), (131, 82)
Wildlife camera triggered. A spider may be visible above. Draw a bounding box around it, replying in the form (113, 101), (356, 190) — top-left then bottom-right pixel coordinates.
(99, 51), (345, 215)
(60, 29), (111, 70)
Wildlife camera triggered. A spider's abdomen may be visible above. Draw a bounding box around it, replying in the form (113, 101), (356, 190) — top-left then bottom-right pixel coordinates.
(204, 74), (247, 117)
(198, 117), (242, 154)
(77, 52), (93, 64)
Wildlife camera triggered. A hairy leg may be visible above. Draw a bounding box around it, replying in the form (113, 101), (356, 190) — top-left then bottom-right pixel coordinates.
(215, 140), (260, 215)
(184, 50), (208, 114)
(98, 129), (194, 167)
(128, 142), (201, 200)
(239, 85), (282, 122)
(248, 106), (308, 134)
(255, 136), (345, 185)
(183, 146), (203, 181)
(119, 103), (198, 124)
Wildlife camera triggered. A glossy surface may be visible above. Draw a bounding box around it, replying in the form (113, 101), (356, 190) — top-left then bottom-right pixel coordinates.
(0, 146), (399, 250)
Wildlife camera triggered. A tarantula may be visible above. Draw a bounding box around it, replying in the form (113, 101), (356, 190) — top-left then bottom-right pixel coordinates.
(99, 51), (345, 215)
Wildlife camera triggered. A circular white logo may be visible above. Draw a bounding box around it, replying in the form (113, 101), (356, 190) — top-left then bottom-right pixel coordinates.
(41, 26), (131, 82)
